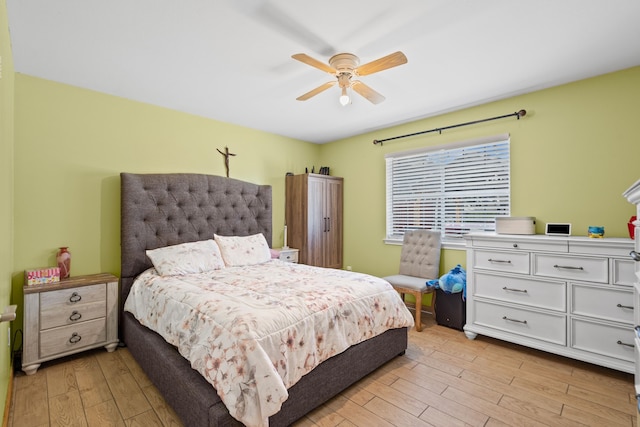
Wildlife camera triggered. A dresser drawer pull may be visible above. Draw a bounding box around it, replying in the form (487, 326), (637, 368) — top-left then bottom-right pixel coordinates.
(502, 287), (528, 293)
(69, 292), (82, 303)
(616, 340), (634, 348)
(630, 250), (640, 262)
(502, 316), (527, 324)
(68, 332), (82, 344)
(488, 259), (512, 264)
(553, 264), (584, 270)
(69, 310), (82, 321)
(616, 303), (633, 310)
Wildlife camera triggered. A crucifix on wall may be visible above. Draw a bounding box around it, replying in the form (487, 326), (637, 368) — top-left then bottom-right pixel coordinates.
(217, 146), (236, 178)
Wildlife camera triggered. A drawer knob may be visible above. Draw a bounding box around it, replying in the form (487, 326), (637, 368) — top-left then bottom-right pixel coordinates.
(69, 310), (82, 321)
(502, 316), (527, 324)
(630, 251), (640, 262)
(616, 340), (634, 348)
(69, 292), (82, 303)
(69, 332), (82, 344)
(616, 303), (633, 310)
(513, 243), (518, 248)
(553, 264), (584, 270)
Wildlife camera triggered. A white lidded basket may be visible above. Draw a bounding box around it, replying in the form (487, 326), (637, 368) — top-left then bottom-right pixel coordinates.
(495, 217), (536, 235)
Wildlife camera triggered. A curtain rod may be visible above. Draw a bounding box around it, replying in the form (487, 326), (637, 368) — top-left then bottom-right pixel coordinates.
(373, 109), (527, 146)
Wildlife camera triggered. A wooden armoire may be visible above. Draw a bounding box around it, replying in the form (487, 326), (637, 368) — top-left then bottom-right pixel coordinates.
(285, 173), (343, 268)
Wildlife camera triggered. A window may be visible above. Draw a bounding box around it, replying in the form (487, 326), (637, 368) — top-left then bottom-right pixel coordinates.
(385, 134), (510, 245)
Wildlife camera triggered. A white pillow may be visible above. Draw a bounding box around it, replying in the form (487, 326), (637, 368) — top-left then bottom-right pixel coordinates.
(214, 233), (271, 267)
(146, 239), (225, 276)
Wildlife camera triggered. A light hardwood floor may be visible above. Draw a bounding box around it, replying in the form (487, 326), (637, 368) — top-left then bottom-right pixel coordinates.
(8, 316), (638, 426)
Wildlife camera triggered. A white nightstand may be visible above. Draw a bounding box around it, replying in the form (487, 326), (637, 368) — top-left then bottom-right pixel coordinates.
(22, 273), (119, 375)
(278, 247), (299, 263)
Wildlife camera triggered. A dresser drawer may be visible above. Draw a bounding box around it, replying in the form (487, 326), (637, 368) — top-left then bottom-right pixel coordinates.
(571, 284), (633, 324)
(471, 237), (567, 252)
(635, 334), (640, 396)
(474, 272), (565, 311)
(473, 250), (530, 274)
(571, 318), (635, 363)
(570, 240), (634, 257)
(40, 283), (106, 308)
(40, 318), (107, 358)
(612, 259), (635, 286)
(41, 300), (107, 329)
(473, 300), (566, 345)
(533, 254), (608, 283)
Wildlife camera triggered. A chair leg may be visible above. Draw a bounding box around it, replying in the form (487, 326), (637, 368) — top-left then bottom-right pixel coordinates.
(413, 290), (422, 332)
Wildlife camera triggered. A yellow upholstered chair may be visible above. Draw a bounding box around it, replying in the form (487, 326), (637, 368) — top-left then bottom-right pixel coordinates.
(383, 230), (441, 332)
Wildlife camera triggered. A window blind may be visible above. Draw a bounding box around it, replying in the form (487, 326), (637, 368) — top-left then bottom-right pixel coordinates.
(385, 135), (510, 242)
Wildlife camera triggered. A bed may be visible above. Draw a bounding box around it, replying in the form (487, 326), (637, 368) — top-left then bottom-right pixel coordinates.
(120, 172), (411, 427)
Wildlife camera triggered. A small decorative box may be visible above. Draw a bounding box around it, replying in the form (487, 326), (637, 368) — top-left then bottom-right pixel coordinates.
(25, 267), (60, 286)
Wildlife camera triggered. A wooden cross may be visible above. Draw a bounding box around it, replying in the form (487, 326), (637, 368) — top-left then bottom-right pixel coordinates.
(217, 146), (236, 178)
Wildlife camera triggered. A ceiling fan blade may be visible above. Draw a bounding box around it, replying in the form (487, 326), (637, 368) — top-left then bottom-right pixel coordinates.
(351, 81), (386, 104)
(232, 1), (335, 56)
(356, 51), (407, 76)
(296, 81), (336, 101)
(292, 54), (337, 74)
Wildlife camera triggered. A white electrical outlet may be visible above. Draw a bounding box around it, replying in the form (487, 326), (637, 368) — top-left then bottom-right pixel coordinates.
(346, 266), (352, 271)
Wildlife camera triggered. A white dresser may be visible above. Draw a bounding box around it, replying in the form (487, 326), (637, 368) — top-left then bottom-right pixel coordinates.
(464, 232), (635, 373)
(623, 180), (640, 405)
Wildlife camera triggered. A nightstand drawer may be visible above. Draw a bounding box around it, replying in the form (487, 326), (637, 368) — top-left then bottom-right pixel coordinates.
(40, 283), (106, 308)
(40, 318), (107, 358)
(41, 300), (107, 329)
(279, 249), (299, 263)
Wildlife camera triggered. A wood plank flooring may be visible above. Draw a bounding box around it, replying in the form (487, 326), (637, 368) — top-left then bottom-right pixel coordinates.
(8, 316), (637, 426)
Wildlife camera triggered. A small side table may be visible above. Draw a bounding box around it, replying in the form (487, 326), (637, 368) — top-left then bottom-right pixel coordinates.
(278, 247), (299, 263)
(22, 273), (119, 375)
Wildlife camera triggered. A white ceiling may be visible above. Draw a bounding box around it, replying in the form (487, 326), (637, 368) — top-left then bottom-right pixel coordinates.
(6, 0), (640, 144)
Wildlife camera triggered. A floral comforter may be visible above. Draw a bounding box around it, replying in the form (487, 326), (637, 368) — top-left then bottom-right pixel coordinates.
(124, 260), (413, 426)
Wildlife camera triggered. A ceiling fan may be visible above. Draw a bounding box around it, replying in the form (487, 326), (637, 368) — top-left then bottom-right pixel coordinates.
(292, 51), (408, 105)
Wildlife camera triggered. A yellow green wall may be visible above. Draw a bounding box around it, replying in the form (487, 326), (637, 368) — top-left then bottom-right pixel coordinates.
(321, 66), (640, 278)
(11, 74), (320, 331)
(0, 0), (14, 417)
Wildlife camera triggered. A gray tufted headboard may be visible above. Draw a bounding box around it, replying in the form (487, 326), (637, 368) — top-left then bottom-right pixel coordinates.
(120, 173), (272, 304)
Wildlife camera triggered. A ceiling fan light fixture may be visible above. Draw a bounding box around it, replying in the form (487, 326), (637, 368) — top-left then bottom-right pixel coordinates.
(339, 87), (350, 106)
(292, 51), (407, 105)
